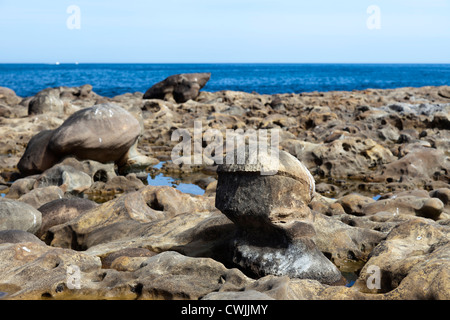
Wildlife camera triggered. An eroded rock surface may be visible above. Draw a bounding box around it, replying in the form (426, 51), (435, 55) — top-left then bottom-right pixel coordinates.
(0, 84), (449, 300)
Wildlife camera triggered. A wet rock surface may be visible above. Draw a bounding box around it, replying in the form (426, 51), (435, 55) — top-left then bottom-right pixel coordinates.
(0, 83), (449, 300)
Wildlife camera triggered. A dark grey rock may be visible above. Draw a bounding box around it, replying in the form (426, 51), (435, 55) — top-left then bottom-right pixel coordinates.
(215, 149), (343, 284)
(143, 73), (211, 103)
(216, 150), (315, 231)
(233, 238), (343, 285)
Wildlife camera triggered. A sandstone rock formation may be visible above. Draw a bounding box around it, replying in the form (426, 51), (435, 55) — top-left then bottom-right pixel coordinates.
(0, 84), (449, 301)
(216, 149), (343, 285)
(49, 103), (141, 163)
(18, 103), (153, 176)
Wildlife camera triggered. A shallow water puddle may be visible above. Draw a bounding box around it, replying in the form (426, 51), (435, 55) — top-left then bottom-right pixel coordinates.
(146, 173), (205, 196)
(337, 259), (366, 287)
(146, 161), (206, 196)
(342, 272), (358, 287)
(84, 162), (207, 203)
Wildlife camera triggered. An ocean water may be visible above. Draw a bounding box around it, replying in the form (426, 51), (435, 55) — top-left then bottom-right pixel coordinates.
(0, 63), (449, 98)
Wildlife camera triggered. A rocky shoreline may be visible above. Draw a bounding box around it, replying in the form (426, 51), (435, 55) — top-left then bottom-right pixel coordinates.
(0, 77), (449, 300)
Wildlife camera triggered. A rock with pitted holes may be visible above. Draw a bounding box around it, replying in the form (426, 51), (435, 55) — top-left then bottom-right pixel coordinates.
(353, 219), (450, 298)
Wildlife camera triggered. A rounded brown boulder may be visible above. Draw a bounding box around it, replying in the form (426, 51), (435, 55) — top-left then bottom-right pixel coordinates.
(17, 130), (60, 176)
(48, 103), (141, 164)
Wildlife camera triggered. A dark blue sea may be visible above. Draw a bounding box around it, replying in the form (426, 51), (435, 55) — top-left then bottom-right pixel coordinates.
(0, 63), (449, 98)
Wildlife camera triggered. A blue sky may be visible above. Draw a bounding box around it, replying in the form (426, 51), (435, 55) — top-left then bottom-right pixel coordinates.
(0, 0), (449, 63)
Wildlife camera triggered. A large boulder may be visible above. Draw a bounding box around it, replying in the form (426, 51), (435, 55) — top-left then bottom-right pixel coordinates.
(18, 103), (147, 176)
(6, 178), (38, 199)
(143, 73), (211, 103)
(135, 251), (250, 300)
(430, 188), (450, 206)
(216, 149), (343, 285)
(309, 207), (386, 270)
(337, 194), (376, 216)
(49, 103), (141, 164)
(216, 149), (316, 232)
(232, 236), (344, 285)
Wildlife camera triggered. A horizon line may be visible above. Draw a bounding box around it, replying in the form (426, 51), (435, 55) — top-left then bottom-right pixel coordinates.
(1, 62), (450, 65)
